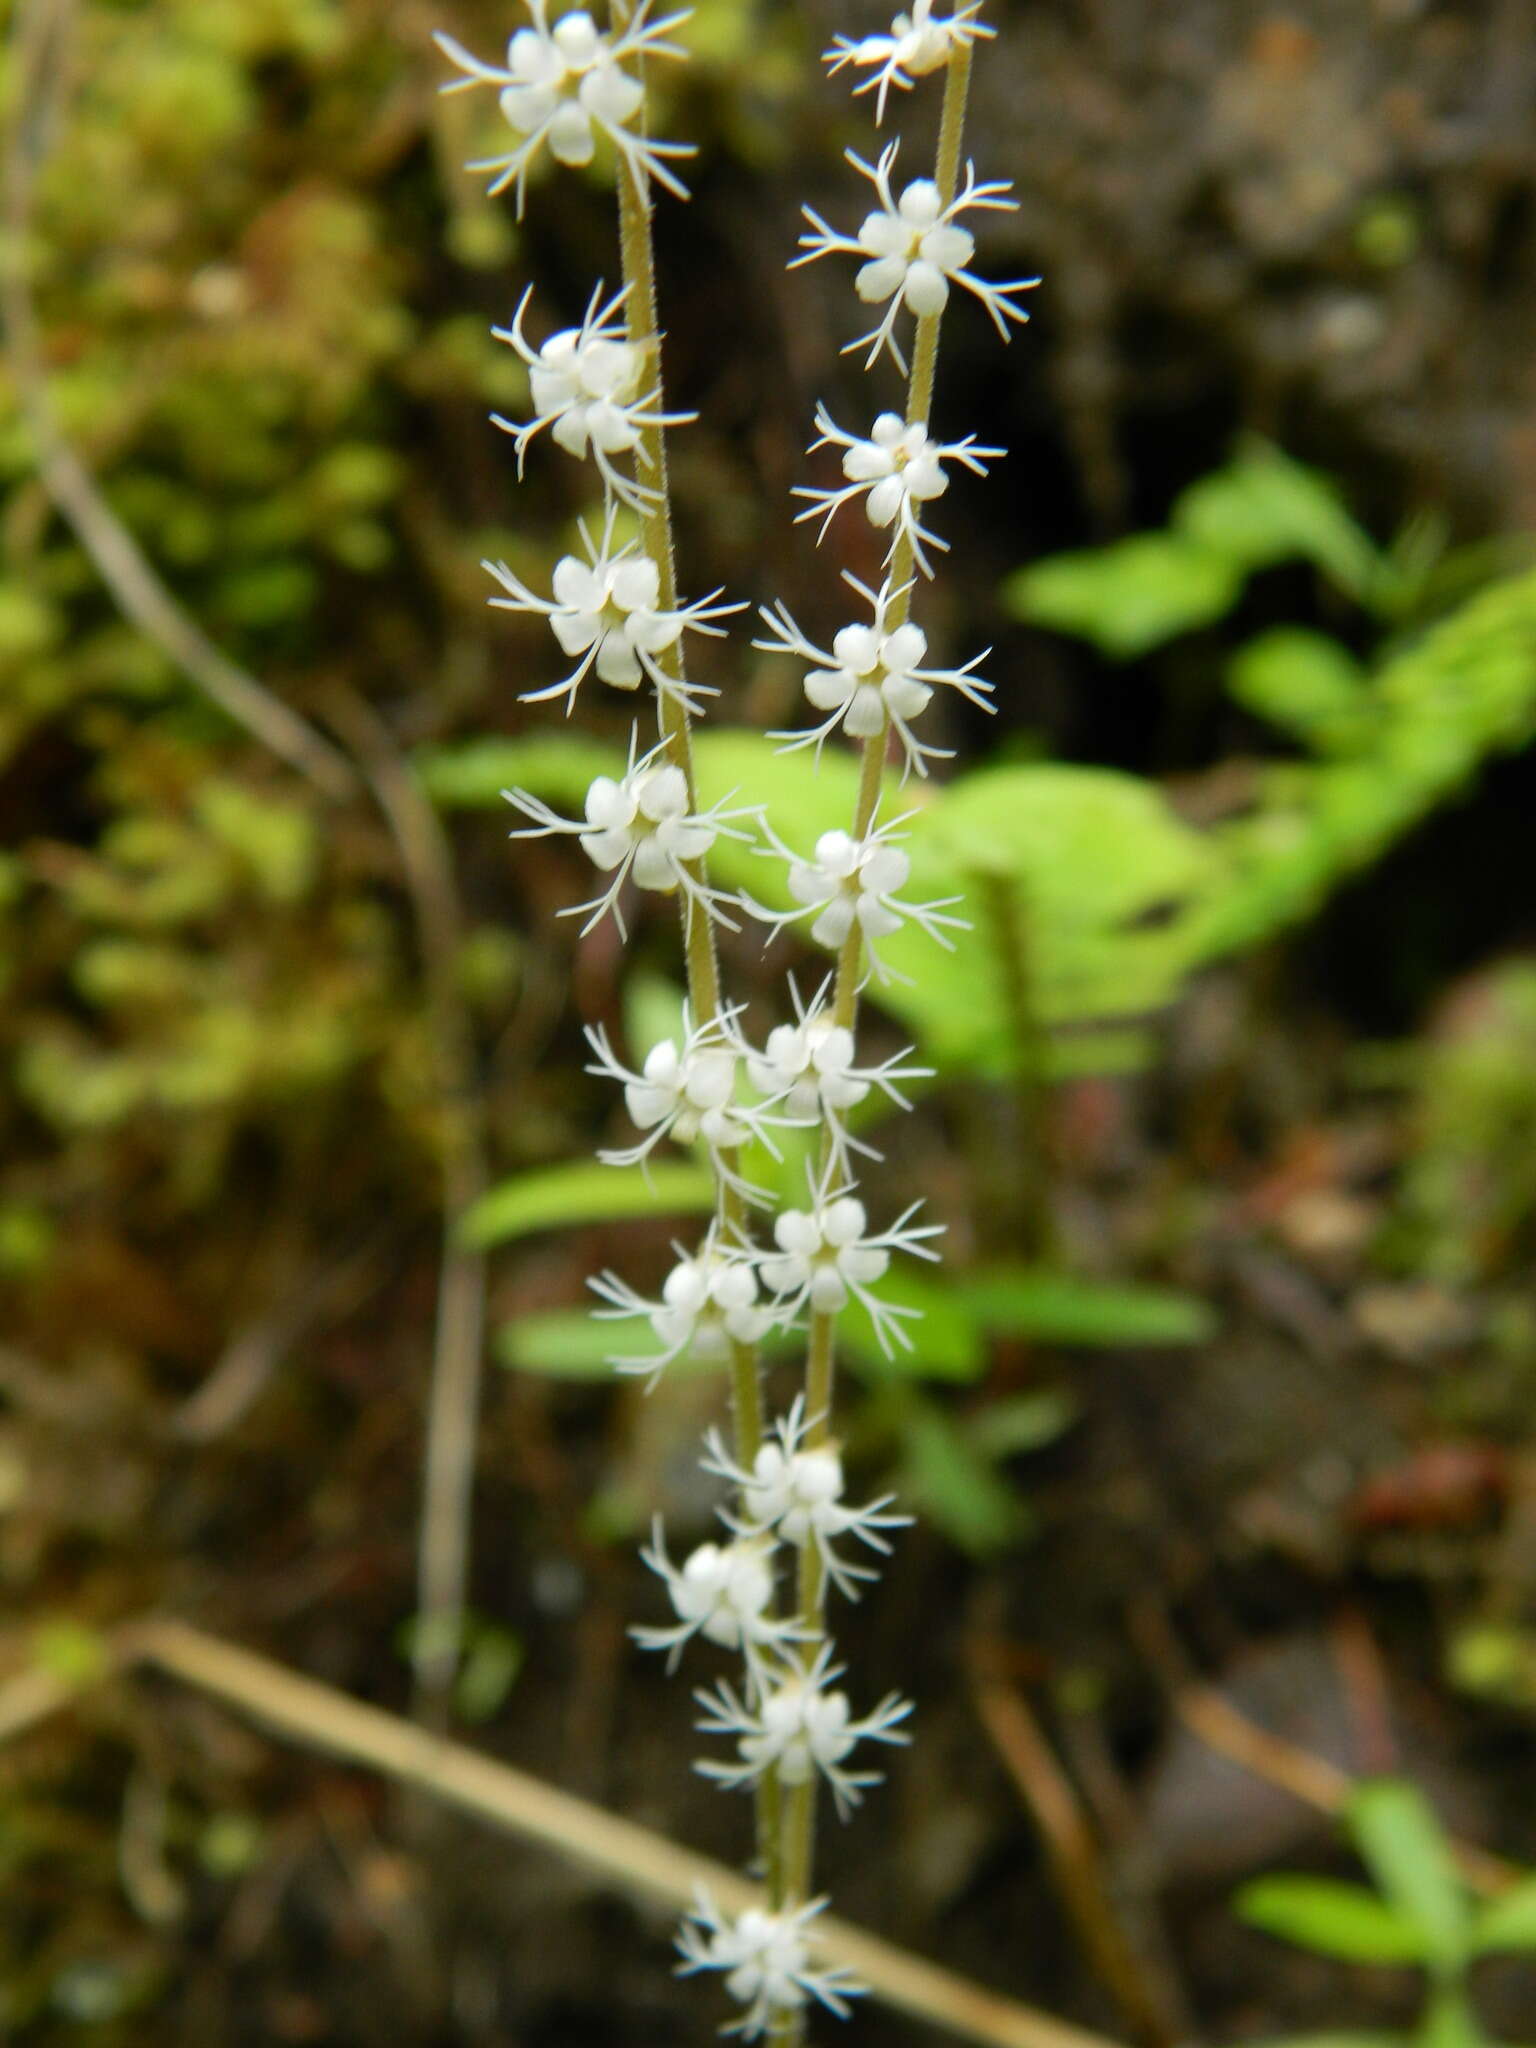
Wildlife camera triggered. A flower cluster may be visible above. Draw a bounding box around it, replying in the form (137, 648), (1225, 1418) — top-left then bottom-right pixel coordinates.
(439, 0), (1028, 2033)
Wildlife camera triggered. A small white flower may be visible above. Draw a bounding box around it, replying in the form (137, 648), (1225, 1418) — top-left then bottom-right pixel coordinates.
(585, 1004), (796, 1195)
(492, 283), (695, 510)
(634, 1521), (799, 1671)
(703, 1395), (912, 1599)
(757, 1180), (942, 1356)
(794, 405), (1003, 579)
(749, 812), (967, 980)
(591, 1225), (772, 1384)
(795, 143), (1039, 371)
(757, 571), (993, 778)
(676, 1891), (862, 2040)
(485, 509), (739, 713)
(505, 729), (753, 937)
(825, 0), (994, 126)
(695, 1643), (913, 1818)
(745, 973), (930, 1164)
(435, 0), (695, 215)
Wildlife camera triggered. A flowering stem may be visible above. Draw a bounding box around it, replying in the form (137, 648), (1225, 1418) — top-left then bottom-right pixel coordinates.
(608, 35), (775, 1902)
(770, 53), (979, 2034)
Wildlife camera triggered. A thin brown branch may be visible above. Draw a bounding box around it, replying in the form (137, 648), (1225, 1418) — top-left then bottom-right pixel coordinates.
(972, 1667), (1182, 2048)
(0, 1617), (1130, 2048)
(323, 686), (489, 1729)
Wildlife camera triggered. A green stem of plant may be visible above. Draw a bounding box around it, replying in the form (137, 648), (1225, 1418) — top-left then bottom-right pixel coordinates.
(769, 50), (978, 2046)
(609, 50), (774, 1899)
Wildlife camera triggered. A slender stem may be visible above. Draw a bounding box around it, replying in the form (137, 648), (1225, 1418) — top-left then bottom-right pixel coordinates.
(770, 47), (979, 2045)
(607, 26), (772, 1900)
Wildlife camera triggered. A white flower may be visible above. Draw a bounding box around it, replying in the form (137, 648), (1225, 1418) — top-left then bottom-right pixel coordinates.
(505, 729), (753, 937)
(491, 283), (694, 510)
(703, 1395), (912, 1599)
(824, 0), (994, 126)
(585, 1004), (795, 1195)
(485, 510), (738, 713)
(749, 812), (967, 980)
(695, 1642), (913, 1818)
(793, 405), (1003, 579)
(676, 1891), (862, 2040)
(757, 1181), (942, 1356)
(745, 973), (930, 1164)
(757, 571), (993, 777)
(795, 143), (1039, 371)
(634, 1521), (799, 1671)
(591, 1226), (772, 1384)
(434, 0), (695, 215)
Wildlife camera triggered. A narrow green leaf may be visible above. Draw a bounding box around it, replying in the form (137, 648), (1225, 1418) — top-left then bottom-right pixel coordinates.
(899, 1404), (1030, 1556)
(461, 1160), (714, 1249)
(495, 1311), (792, 1380)
(1348, 1782), (1472, 1974)
(1236, 1875), (1427, 1965)
(1472, 1875), (1536, 1955)
(839, 1270), (986, 1383)
(1415, 1986), (1491, 2048)
(957, 1264), (1216, 1347)
(967, 1390), (1079, 1459)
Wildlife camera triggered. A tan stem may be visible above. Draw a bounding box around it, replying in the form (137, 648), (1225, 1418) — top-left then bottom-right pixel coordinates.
(771, 48), (979, 2045)
(606, 15), (771, 1895)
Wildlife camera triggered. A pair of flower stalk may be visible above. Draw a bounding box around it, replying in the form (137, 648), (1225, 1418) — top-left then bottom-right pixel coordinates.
(436, 0), (1033, 2035)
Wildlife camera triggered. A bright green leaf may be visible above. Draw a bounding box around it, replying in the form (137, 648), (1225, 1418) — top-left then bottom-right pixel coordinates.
(1348, 1781), (1471, 1974)
(1228, 629), (1373, 752)
(1004, 533), (1243, 658)
(1175, 442), (1383, 600)
(839, 1271), (986, 1383)
(1236, 1875), (1427, 1965)
(899, 1403), (1030, 1556)
(416, 734), (624, 811)
(967, 1389), (1079, 1459)
(461, 1160), (714, 1249)
(1472, 1875), (1536, 1955)
(958, 1265), (1216, 1346)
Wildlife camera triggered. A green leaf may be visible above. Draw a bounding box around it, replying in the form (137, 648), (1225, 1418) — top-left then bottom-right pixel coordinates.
(958, 1264), (1216, 1346)
(1236, 1875), (1427, 1965)
(1472, 1875), (1536, 1954)
(899, 1403), (1030, 1556)
(416, 734), (624, 811)
(1246, 2037), (1410, 2048)
(838, 1270), (986, 1383)
(1348, 1781), (1471, 1974)
(1003, 533), (1243, 658)
(1228, 629), (1373, 752)
(1174, 442), (1383, 600)
(1415, 1987), (1491, 2048)
(966, 1389), (1079, 1459)
(461, 1160), (714, 1249)
(496, 1311), (792, 1379)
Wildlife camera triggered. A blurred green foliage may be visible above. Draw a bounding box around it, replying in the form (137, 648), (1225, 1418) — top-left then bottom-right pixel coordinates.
(1237, 1781), (1536, 2048)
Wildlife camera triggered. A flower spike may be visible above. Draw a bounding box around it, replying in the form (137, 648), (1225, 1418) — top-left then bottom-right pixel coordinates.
(485, 507), (738, 714)
(795, 142), (1040, 373)
(491, 283), (695, 511)
(590, 1224), (771, 1385)
(824, 0), (995, 126)
(504, 728), (754, 938)
(676, 1890), (863, 2040)
(747, 810), (969, 982)
(757, 571), (994, 779)
(434, 0), (696, 215)
(793, 406), (1004, 579)
(702, 1395), (913, 1599)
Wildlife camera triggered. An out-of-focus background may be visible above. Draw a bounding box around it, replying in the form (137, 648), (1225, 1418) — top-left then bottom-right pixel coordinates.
(4, 0), (1536, 2041)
